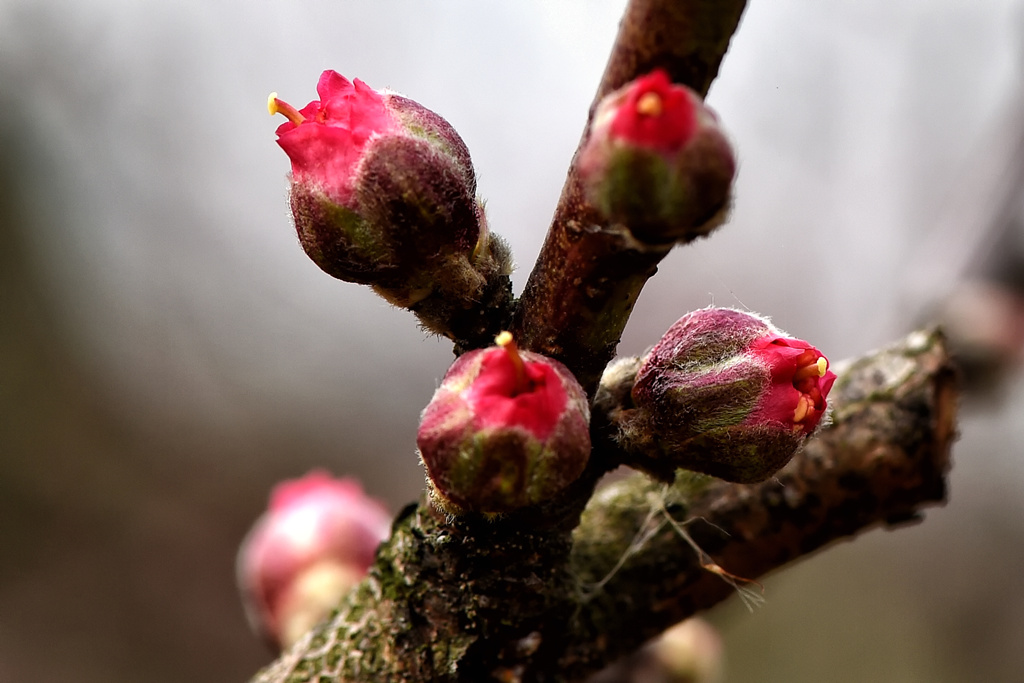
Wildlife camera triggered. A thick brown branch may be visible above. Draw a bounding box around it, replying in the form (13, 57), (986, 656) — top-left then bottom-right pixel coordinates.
(250, 330), (957, 683)
(512, 0), (748, 395)
(595, 0), (749, 101)
(252, 501), (585, 683)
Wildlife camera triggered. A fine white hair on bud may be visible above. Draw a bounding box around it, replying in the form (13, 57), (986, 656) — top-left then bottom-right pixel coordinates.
(625, 307), (836, 483)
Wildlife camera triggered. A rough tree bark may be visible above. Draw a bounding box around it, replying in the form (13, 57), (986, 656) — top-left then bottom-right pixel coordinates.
(249, 1), (958, 681)
(252, 330), (955, 682)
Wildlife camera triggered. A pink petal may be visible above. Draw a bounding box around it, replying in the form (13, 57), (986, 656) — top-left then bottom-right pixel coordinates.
(466, 348), (568, 440)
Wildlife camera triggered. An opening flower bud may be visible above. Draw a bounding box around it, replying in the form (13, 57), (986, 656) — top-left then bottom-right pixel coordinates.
(271, 70), (512, 339)
(627, 308), (837, 483)
(236, 471), (391, 650)
(578, 69), (736, 244)
(417, 333), (591, 514)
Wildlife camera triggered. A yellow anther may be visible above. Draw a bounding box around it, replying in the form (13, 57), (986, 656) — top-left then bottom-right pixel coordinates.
(636, 91), (663, 117)
(816, 357), (828, 378)
(267, 93), (306, 126)
(792, 395), (811, 424)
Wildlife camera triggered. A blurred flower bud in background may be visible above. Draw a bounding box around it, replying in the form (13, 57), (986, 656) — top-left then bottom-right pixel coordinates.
(237, 471), (391, 650)
(588, 617), (724, 683)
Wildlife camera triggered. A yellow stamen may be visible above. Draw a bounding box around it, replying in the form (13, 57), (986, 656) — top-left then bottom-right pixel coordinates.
(792, 394), (811, 424)
(816, 357), (828, 378)
(792, 363), (821, 383)
(495, 331), (530, 395)
(268, 92), (306, 126)
(636, 91), (663, 117)
(471, 222), (489, 262)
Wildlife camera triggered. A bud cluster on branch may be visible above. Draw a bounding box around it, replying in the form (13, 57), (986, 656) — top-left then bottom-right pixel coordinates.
(240, 1), (956, 679)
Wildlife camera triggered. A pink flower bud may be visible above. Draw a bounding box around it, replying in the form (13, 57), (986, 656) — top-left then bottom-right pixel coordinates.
(417, 333), (591, 513)
(578, 70), (735, 244)
(237, 471), (391, 650)
(269, 71), (485, 290)
(628, 308), (836, 483)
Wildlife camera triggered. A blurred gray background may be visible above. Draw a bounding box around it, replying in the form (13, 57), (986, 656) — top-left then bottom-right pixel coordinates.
(3, 1), (1024, 681)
